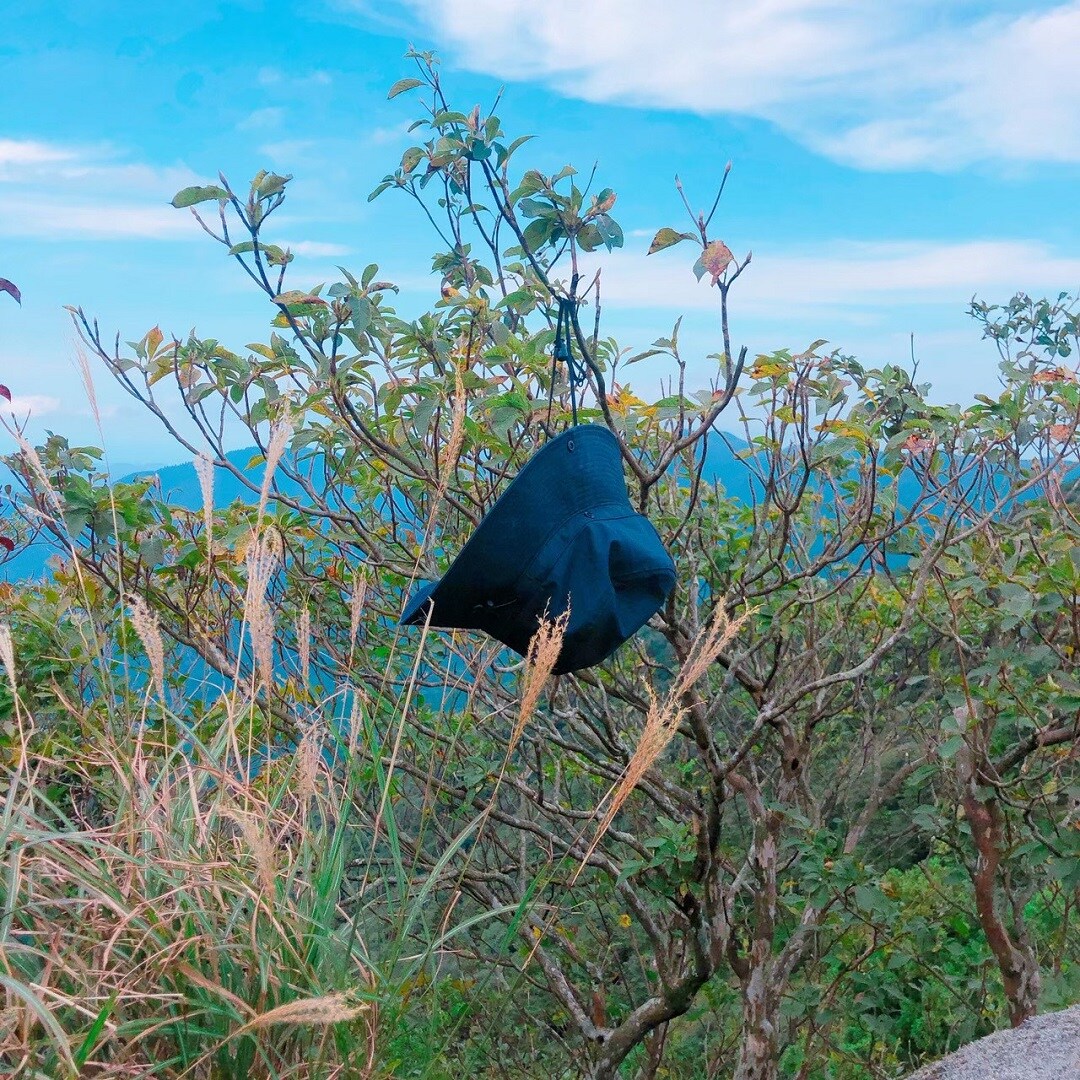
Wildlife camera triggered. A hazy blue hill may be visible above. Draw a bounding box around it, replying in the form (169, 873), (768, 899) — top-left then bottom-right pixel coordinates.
(0, 447), (292, 581)
(0, 430), (964, 582)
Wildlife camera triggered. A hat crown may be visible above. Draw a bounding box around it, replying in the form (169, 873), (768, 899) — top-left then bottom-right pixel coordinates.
(401, 424), (676, 672)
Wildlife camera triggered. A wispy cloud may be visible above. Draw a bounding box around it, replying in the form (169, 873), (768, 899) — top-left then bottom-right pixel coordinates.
(0, 198), (194, 240)
(257, 67), (333, 88)
(0, 139), (76, 176)
(0, 139), (201, 240)
(3, 394), (62, 418)
(388, 0), (1080, 169)
(258, 139), (320, 164)
(280, 240), (354, 257)
(364, 123), (413, 147)
(238, 107), (286, 131)
(597, 239), (1080, 316)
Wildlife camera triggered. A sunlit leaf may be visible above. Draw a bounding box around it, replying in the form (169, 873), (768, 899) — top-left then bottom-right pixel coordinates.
(171, 185), (229, 208)
(388, 77), (424, 99)
(647, 228), (694, 256)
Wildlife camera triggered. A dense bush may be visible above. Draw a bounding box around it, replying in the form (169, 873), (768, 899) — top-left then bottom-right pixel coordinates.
(1, 52), (1079, 1080)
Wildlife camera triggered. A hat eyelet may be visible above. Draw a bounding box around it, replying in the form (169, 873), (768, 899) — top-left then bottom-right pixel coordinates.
(567, 438), (575, 451)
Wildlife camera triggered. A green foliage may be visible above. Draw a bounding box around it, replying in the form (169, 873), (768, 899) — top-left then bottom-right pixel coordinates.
(1, 53), (1079, 1080)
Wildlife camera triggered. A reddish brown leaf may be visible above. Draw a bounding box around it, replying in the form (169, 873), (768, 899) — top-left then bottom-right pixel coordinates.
(701, 240), (734, 285)
(0, 385), (10, 402)
(0, 537), (15, 552)
(0, 279), (20, 305)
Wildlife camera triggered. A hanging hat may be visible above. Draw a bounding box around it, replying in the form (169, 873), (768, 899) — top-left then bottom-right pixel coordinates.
(400, 425), (676, 674)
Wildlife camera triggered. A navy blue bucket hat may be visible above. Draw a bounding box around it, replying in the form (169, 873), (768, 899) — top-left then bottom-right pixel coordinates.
(400, 425), (676, 674)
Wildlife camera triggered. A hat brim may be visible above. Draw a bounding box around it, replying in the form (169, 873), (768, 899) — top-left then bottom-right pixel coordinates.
(400, 580), (439, 626)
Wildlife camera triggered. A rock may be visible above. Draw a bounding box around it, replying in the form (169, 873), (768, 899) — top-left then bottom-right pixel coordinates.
(904, 1006), (1080, 1080)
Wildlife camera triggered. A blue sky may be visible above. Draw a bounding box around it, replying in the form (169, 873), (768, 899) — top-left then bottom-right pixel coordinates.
(1, 0), (1078, 463)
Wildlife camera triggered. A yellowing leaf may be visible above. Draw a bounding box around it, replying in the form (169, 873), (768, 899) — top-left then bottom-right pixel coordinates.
(648, 227), (694, 255)
(750, 358), (789, 379)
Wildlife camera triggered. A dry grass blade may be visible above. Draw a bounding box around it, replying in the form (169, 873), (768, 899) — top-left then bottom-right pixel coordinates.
(74, 343), (102, 432)
(12, 431), (63, 516)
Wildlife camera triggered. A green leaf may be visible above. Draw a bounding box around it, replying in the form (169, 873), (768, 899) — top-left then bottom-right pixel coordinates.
(648, 227), (695, 255)
(517, 197), (549, 219)
(388, 77), (424, 99)
(577, 223), (602, 252)
(256, 172), (291, 199)
(400, 147), (424, 175)
(171, 185), (229, 208)
(74, 991), (119, 1069)
(938, 735), (966, 760)
(593, 213), (623, 252)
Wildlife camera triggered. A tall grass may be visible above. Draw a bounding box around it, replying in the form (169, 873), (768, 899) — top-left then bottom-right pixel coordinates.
(0, 685), (379, 1077)
(0, 422), (574, 1078)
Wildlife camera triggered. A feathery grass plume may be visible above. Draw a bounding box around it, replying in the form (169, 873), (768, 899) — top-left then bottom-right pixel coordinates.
(224, 806), (279, 900)
(295, 722), (322, 805)
(244, 534), (278, 692)
(296, 607), (311, 689)
(510, 610), (569, 756)
(586, 602), (745, 863)
(73, 342), (102, 433)
(240, 993), (369, 1030)
(129, 593), (165, 702)
(194, 452), (214, 549)
(12, 431), (63, 516)
(0, 622), (16, 699)
(257, 414), (293, 523)
(440, 359), (467, 494)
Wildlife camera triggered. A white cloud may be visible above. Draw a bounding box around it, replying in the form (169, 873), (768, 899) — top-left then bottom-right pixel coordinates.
(2, 394), (62, 417)
(0, 139), (76, 177)
(281, 240), (354, 257)
(0, 197), (195, 240)
(0, 140), (203, 240)
(388, 0), (1080, 169)
(365, 123), (413, 147)
(597, 238), (1080, 316)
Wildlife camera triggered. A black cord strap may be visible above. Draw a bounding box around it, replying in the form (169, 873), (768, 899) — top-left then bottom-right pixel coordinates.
(548, 296), (587, 429)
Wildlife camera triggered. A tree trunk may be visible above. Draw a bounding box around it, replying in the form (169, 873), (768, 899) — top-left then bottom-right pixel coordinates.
(734, 968), (781, 1080)
(962, 785), (1041, 1025)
